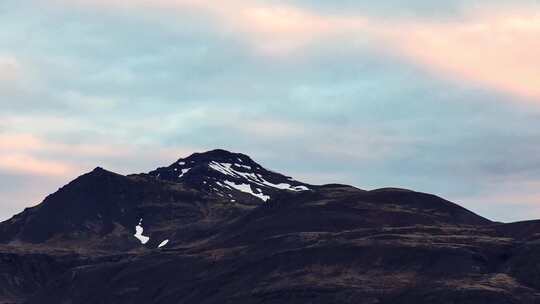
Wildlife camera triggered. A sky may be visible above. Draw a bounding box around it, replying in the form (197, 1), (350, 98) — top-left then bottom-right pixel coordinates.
(1, 0), (540, 222)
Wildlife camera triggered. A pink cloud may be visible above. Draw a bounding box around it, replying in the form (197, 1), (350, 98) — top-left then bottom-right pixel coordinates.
(389, 10), (540, 101)
(0, 134), (43, 151)
(0, 153), (76, 176)
(0, 133), (127, 158)
(235, 5), (540, 101)
(65, 0), (368, 55)
(60, 1), (540, 101)
(0, 133), (201, 177)
(0, 134), (79, 176)
(229, 5), (368, 55)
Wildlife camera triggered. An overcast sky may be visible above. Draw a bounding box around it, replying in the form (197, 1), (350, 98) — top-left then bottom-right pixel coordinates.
(1, 0), (540, 222)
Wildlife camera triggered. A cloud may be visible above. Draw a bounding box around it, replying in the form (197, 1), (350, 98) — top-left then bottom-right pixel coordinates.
(62, 0), (540, 101)
(0, 154), (75, 176)
(229, 4), (540, 100)
(0, 133), (125, 158)
(63, 0), (366, 55)
(392, 9), (540, 101)
(0, 133), (81, 176)
(0, 132), (200, 177)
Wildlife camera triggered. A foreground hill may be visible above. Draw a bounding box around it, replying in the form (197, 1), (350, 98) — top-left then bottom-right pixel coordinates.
(1, 150), (540, 303)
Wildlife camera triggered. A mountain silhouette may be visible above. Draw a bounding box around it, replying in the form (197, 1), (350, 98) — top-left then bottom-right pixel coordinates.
(1, 150), (539, 304)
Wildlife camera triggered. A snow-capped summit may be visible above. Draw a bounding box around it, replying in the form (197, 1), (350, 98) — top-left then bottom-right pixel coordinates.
(148, 149), (311, 203)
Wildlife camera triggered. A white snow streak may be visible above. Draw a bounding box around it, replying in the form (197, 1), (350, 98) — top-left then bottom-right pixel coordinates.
(208, 162), (309, 192)
(224, 180), (270, 202)
(259, 180), (309, 192)
(178, 168), (191, 178)
(158, 239), (169, 248)
(208, 161), (237, 177)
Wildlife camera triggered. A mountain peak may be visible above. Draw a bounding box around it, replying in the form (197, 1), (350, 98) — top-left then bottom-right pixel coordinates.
(79, 166), (121, 181)
(90, 166), (110, 174)
(148, 149), (311, 203)
(190, 148), (243, 157)
(179, 149), (255, 165)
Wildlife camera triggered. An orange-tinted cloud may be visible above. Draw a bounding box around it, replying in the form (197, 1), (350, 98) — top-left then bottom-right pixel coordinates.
(0, 134), (78, 176)
(0, 133), (127, 158)
(0, 133), (201, 176)
(61, 0), (540, 101)
(390, 10), (540, 101)
(0, 154), (75, 176)
(228, 5), (368, 55)
(237, 5), (540, 101)
(66, 0), (367, 55)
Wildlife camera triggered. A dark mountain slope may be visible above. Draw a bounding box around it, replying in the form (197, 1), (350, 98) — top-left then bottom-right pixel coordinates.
(23, 224), (539, 304)
(363, 187), (491, 226)
(0, 165), (256, 251)
(1, 149), (539, 304)
(205, 185), (491, 249)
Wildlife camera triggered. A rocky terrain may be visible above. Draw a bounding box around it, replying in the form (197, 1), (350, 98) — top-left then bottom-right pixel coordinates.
(2, 149), (540, 303)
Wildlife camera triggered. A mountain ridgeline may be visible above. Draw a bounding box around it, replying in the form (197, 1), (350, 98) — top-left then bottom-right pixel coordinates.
(1, 149), (540, 304)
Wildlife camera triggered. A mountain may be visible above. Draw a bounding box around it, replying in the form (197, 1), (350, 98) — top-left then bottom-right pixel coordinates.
(1, 149), (540, 303)
(148, 149), (311, 199)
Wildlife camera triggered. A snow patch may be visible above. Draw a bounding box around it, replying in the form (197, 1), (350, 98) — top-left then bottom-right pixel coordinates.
(208, 162), (309, 192)
(134, 218), (150, 244)
(260, 181), (309, 192)
(158, 239), (169, 248)
(224, 180), (270, 202)
(178, 168), (191, 178)
(208, 161), (238, 177)
(178, 161), (186, 165)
